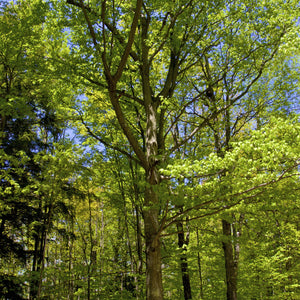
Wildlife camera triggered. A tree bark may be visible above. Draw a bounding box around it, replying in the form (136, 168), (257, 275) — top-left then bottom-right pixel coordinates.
(176, 218), (192, 300)
(222, 219), (238, 300)
(130, 158), (144, 297)
(68, 218), (74, 300)
(196, 227), (204, 299)
(30, 202), (52, 300)
(143, 185), (163, 300)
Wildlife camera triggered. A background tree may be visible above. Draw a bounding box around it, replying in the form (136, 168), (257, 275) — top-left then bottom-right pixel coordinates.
(0, 2), (77, 298)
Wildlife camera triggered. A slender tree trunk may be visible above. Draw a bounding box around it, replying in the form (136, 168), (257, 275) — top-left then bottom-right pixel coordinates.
(30, 203), (51, 300)
(222, 219), (238, 300)
(99, 201), (105, 292)
(196, 227), (204, 299)
(68, 220), (74, 300)
(176, 218), (192, 300)
(129, 160), (144, 285)
(87, 192), (94, 300)
(30, 234), (40, 300)
(30, 224), (47, 300)
(116, 157), (136, 293)
(136, 203), (143, 293)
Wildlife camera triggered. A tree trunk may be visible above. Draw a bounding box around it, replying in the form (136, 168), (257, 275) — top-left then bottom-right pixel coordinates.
(136, 203), (143, 297)
(30, 205), (50, 300)
(176, 219), (192, 300)
(30, 234), (40, 300)
(196, 227), (204, 299)
(129, 160), (144, 279)
(68, 224), (74, 300)
(222, 219), (238, 300)
(143, 185), (163, 300)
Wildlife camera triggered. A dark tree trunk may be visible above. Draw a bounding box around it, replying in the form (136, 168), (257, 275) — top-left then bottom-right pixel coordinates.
(29, 202), (54, 300)
(176, 219), (192, 300)
(30, 228), (46, 299)
(68, 222), (74, 300)
(30, 210), (44, 300)
(129, 160), (144, 282)
(222, 219), (238, 300)
(29, 234), (40, 300)
(135, 203), (143, 295)
(196, 227), (204, 299)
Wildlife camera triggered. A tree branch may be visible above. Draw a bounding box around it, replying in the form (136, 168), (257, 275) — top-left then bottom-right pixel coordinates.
(78, 112), (142, 166)
(160, 166), (299, 232)
(113, 0), (142, 82)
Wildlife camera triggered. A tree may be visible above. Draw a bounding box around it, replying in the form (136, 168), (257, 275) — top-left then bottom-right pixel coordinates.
(43, 0), (300, 298)
(0, 3), (76, 298)
(1, 0), (299, 299)
(164, 116), (300, 298)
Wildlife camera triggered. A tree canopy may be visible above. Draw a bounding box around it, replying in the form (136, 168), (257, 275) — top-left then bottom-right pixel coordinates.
(0, 0), (299, 299)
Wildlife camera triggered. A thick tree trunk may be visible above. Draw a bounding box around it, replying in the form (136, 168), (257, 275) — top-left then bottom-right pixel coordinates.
(144, 185), (163, 300)
(222, 219), (238, 300)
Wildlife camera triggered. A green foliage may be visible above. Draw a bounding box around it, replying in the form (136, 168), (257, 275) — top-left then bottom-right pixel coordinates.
(162, 117), (299, 207)
(0, 0), (299, 299)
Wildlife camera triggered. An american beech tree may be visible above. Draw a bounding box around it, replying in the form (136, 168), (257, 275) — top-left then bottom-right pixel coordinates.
(0, 0), (299, 299)
(50, 0), (299, 299)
